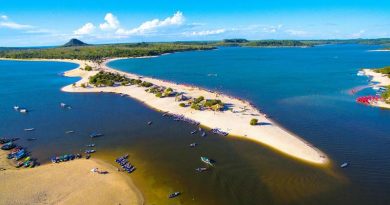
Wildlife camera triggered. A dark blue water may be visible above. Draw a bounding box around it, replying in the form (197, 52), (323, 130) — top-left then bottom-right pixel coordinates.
(1, 45), (390, 205)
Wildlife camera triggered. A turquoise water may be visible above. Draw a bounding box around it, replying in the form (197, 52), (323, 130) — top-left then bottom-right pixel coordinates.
(1, 44), (390, 204)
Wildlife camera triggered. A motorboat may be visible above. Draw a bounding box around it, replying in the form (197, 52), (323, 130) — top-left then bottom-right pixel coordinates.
(168, 192), (181, 199)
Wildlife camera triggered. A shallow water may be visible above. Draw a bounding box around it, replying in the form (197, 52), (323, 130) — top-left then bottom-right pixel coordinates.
(1, 45), (390, 204)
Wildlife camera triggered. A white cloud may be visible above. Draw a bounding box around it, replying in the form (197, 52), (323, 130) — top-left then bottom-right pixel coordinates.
(350, 30), (365, 38)
(285, 29), (307, 36)
(1, 15), (8, 20)
(99, 13), (120, 30)
(186, 29), (226, 36)
(262, 24), (283, 33)
(74, 23), (95, 35)
(116, 11), (185, 36)
(0, 21), (32, 29)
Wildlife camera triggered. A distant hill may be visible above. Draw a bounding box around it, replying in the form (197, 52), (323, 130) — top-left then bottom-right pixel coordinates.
(63, 39), (89, 47)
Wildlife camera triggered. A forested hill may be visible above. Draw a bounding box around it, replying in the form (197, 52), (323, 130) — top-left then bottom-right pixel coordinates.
(1, 38), (390, 60)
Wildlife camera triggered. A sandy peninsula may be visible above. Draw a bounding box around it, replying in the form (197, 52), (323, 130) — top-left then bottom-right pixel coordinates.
(361, 69), (390, 109)
(51, 58), (328, 165)
(0, 150), (143, 205)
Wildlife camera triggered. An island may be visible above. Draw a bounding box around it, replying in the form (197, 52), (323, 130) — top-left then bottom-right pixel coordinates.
(53, 57), (327, 165)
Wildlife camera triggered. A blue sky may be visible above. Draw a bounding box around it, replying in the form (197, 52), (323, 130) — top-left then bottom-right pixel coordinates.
(1, 0), (390, 46)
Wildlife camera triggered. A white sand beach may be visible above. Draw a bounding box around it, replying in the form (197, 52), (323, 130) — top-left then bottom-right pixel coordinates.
(0, 151), (143, 205)
(56, 58), (328, 165)
(363, 69), (390, 87)
(362, 69), (390, 109)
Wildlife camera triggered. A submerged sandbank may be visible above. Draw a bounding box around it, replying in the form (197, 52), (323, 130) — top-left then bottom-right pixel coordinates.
(0, 151), (143, 205)
(56, 58), (328, 165)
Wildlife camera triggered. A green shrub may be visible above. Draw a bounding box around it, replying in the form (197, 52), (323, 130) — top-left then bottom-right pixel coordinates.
(179, 102), (186, 107)
(80, 83), (86, 88)
(155, 92), (163, 98)
(194, 96), (204, 104)
(191, 103), (201, 110)
(140, 81), (153, 87)
(84, 65), (92, 71)
(250, 118), (258, 125)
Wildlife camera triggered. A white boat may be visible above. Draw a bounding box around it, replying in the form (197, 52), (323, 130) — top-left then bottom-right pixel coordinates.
(19, 109), (28, 113)
(24, 128), (35, 131)
(13, 105), (20, 110)
(340, 162), (349, 168)
(357, 71), (365, 76)
(65, 130), (74, 134)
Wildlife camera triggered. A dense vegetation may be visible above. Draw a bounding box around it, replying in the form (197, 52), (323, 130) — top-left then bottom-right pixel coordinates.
(89, 71), (130, 87)
(3, 38), (390, 60)
(375, 66), (390, 75)
(382, 86), (390, 103)
(0, 43), (215, 60)
(189, 96), (224, 111)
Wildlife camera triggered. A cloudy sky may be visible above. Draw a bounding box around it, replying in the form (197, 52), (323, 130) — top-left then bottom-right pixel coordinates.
(1, 0), (390, 46)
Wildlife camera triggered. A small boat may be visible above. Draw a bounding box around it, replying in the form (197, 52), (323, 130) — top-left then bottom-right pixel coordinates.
(168, 192), (181, 199)
(65, 130), (74, 134)
(85, 149), (96, 154)
(340, 162), (349, 168)
(90, 133), (103, 138)
(60, 102), (67, 107)
(147, 121), (153, 125)
(195, 167), (208, 172)
(13, 105), (20, 110)
(201, 132), (206, 137)
(189, 143), (197, 148)
(0, 138), (19, 144)
(27, 138), (37, 141)
(190, 130), (197, 134)
(198, 127), (202, 132)
(201, 157), (214, 166)
(1, 142), (16, 150)
(19, 109), (28, 113)
(24, 128), (35, 131)
(86, 144), (95, 147)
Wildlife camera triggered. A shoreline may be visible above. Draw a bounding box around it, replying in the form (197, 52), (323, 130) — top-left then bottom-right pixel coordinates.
(361, 69), (390, 109)
(0, 150), (144, 205)
(0, 57), (329, 165)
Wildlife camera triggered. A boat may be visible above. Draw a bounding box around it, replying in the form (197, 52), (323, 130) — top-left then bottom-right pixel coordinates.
(90, 133), (103, 138)
(0, 138), (19, 144)
(190, 130), (197, 134)
(147, 121), (153, 125)
(60, 102), (72, 109)
(189, 143), (197, 148)
(168, 192), (181, 199)
(195, 167), (208, 172)
(340, 162), (349, 168)
(13, 105), (20, 110)
(85, 149), (96, 154)
(27, 138), (37, 141)
(24, 128), (35, 131)
(86, 144), (95, 147)
(1, 142), (16, 150)
(201, 132), (207, 137)
(201, 157), (214, 166)
(65, 130), (74, 134)
(19, 109), (28, 113)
